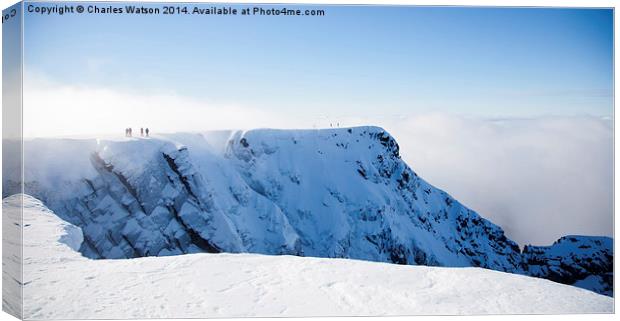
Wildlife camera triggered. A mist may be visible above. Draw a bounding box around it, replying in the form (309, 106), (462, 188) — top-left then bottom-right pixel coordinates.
(385, 114), (613, 246)
(22, 73), (308, 138)
(23, 75), (613, 246)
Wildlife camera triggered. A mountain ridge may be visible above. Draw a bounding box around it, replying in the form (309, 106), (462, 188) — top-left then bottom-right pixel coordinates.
(2, 126), (613, 296)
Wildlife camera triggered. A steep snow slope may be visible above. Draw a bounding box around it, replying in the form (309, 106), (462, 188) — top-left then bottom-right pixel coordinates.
(2, 127), (612, 295)
(3, 195), (613, 319)
(226, 128), (523, 270)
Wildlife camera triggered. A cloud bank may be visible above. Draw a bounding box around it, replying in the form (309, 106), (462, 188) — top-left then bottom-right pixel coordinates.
(384, 114), (613, 246)
(23, 73), (307, 138)
(23, 75), (613, 246)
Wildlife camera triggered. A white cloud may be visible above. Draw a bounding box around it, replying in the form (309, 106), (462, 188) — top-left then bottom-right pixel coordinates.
(383, 114), (613, 246)
(22, 72), (306, 138)
(23, 73), (613, 246)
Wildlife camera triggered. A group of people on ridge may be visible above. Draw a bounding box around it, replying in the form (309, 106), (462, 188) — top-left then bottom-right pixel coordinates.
(125, 127), (150, 137)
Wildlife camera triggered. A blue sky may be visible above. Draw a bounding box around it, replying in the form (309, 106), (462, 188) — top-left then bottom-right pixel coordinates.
(23, 3), (613, 119)
(15, 3), (615, 244)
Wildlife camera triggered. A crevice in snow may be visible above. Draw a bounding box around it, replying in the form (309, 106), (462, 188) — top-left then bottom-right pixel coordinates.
(90, 151), (145, 213)
(162, 151), (199, 201)
(167, 204), (221, 254)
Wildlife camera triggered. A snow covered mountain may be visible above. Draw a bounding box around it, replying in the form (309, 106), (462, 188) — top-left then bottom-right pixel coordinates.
(3, 194), (613, 319)
(2, 126), (613, 296)
(522, 236), (613, 296)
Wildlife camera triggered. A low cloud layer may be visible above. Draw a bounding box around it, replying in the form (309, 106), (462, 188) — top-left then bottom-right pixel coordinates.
(385, 114), (613, 246)
(23, 73), (307, 138)
(23, 75), (613, 246)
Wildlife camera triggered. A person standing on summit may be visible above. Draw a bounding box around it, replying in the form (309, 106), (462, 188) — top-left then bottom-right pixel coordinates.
(145, 128), (150, 137)
(140, 128), (144, 137)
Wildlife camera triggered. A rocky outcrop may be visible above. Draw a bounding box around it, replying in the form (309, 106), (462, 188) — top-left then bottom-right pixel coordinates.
(522, 236), (613, 296)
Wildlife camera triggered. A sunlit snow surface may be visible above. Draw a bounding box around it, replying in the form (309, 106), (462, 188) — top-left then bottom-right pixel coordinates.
(2, 127), (613, 301)
(3, 195), (613, 319)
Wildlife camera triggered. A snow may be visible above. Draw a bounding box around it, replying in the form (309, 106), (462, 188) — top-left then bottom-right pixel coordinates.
(522, 236), (613, 296)
(2, 194), (613, 319)
(2, 127), (613, 296)
(5, 128), (521, 267)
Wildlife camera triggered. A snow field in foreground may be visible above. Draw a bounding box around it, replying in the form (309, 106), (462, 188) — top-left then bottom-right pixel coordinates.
(2, 194), (613, 319)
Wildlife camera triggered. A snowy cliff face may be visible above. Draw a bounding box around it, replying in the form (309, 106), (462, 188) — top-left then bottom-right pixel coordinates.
(3, 127), (612, 296)
(225, 127), (522, 271)
(9, 134), (300, 259)
(522, 236), (613, 296)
